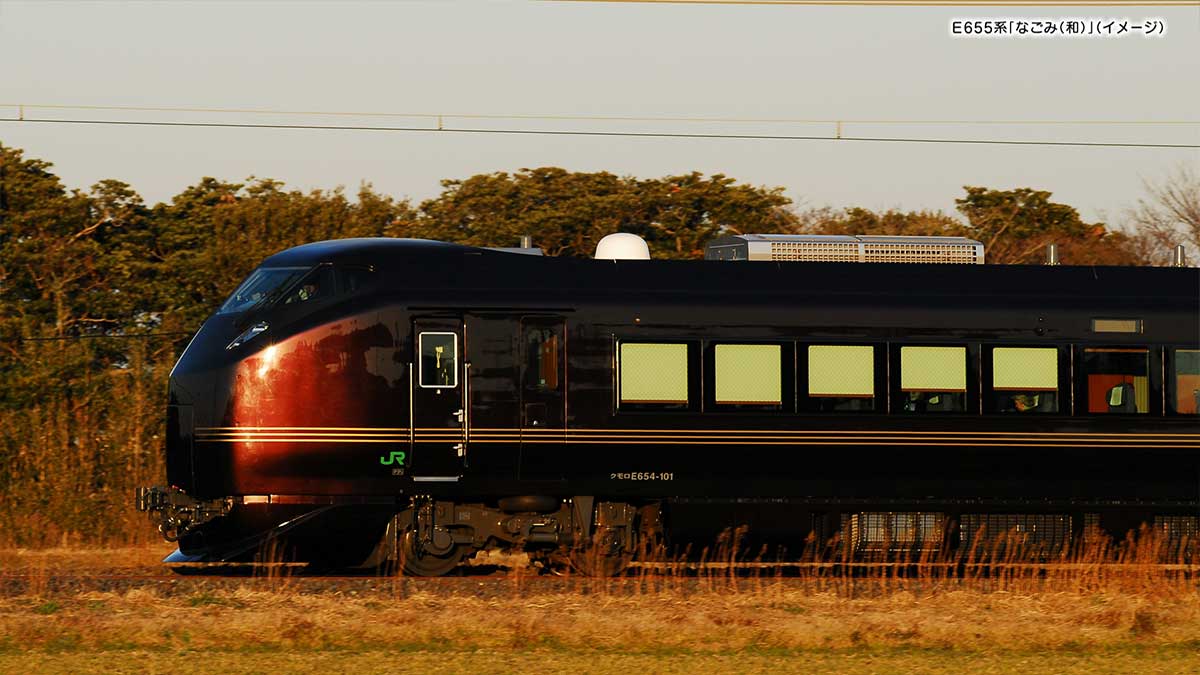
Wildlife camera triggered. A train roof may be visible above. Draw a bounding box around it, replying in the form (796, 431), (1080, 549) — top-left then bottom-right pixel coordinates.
(260, 237), (1200, 304)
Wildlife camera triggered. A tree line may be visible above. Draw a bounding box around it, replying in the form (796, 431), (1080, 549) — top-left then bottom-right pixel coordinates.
(0, 142), (1195, 545)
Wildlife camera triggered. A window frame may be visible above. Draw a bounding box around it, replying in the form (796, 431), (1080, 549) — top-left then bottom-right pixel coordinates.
(615, 339), (700, 412)
(981, 344), (1069, 415)
(1165, 345), (1200, 417)
(703, 341), (794, 413)
(1074, 344), (1161, 416)
(888, 343), (978, 415)
(277, 263), (337, 308)
(216, 265), (312, 316)
(798, 342), (887, 414)
(523, 320), (563, 394)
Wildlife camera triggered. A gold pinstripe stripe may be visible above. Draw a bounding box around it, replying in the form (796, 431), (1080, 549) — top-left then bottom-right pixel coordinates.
(478, 439), (1200, 448)
(197, 433), (1196, 441)
(195, 425), (1199, 449)
(198, 426), (1200, 438)
(201, 426), (409, 432)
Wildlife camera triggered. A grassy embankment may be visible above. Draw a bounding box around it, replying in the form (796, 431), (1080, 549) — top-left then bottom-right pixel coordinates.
(2, 541), (1199, 674)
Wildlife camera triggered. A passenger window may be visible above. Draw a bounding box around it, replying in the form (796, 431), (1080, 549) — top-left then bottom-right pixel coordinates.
(620, 343), (689, 406)
(1170, 349), (1200, 415)
(281, 265), (334, 306)
(418, 332), (458, 388)
(808, 345), (875, 412)
(714, 344), (782, 406)
(1082, 347), (1149, 414)
(525, 327), (560, 392)
(990, 347), (1059, 414)
(900, 346), (967, 412)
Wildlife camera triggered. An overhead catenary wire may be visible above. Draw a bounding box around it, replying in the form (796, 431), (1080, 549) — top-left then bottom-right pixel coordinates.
(550, 0), (1198, 6)
(1, 117), (1196, 149)
(15, 332), (194, 342)
(3, 102), (1198, 126)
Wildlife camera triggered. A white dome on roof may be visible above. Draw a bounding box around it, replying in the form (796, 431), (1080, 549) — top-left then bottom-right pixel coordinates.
(594, 233), (651, 260)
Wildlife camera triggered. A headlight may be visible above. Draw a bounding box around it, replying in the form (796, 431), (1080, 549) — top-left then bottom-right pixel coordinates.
(226, 321), (269, 350)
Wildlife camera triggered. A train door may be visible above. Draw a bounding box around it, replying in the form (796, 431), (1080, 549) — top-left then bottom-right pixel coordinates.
(520, 318), (566, 469)
(411, 317), (467, 479)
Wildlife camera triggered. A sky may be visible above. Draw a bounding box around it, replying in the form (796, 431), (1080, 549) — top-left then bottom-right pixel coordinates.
(1, 0), (1197, 228)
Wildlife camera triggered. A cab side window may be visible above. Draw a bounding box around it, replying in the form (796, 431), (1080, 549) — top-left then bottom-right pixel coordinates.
(281, 265), (334, 306)
(340, 266), (375, 294)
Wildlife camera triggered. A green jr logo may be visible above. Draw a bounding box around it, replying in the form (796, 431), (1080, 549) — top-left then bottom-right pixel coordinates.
(379, 451), (406, 466)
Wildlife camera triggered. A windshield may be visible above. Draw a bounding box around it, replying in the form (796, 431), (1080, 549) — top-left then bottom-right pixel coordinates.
(216, 267), (310, 315)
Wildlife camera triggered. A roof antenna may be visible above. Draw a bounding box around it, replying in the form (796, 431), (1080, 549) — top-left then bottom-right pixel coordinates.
(1171, 244), (1187, 268)
(520, 234), (533, 249)
(1045, 243), (1060, 266)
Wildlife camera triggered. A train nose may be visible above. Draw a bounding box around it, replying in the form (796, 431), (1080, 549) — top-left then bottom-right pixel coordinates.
(171, 315), (255, 377)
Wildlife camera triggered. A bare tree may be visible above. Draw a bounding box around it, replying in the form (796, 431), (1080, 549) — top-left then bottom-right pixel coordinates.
(1127, 164), (1200, 265)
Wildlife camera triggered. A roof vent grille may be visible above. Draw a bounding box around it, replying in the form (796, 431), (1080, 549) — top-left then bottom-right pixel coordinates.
(705, 234), (985, 264)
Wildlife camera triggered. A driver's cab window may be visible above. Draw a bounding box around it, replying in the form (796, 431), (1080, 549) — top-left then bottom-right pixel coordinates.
(340, 266), (375, 294)
(281, 265), (334, 306)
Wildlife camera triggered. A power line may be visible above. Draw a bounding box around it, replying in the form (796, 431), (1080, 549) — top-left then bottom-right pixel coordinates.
(16, 332), (194, 342)
(549, 0), (1200, 5)
(2, 117), (1196, 149)
(3, 103), (1197, 126)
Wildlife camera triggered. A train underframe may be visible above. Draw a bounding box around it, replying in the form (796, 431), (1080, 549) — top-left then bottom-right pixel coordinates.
(137, 486), (1200, 575)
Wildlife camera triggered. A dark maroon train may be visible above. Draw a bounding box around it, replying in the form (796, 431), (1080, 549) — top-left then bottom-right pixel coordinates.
(137, 236), (1200, 575)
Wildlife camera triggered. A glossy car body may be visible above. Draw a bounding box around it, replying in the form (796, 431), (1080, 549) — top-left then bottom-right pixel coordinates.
(148, 238), (1200, 566)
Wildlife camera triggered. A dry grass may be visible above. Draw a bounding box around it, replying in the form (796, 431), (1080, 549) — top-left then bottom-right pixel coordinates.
(5, 648), (1200, 675)
(3, 581), (1198, 654)
(2, 543), (1200, 673)
(0, 545), (177, 574)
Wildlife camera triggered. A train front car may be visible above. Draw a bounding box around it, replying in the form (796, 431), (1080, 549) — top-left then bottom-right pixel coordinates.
(137, 239), (440, 569)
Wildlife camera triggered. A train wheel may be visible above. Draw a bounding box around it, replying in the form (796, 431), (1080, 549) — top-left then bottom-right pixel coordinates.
(397, 529), (466, 577)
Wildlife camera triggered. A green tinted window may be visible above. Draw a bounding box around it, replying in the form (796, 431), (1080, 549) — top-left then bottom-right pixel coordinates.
(620, 343), (688, 405)
(715, 344), (782, 405)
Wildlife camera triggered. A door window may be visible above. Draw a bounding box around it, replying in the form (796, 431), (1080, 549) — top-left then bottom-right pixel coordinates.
(525, 327), (560, 392)
(418, 332), (458, 388)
